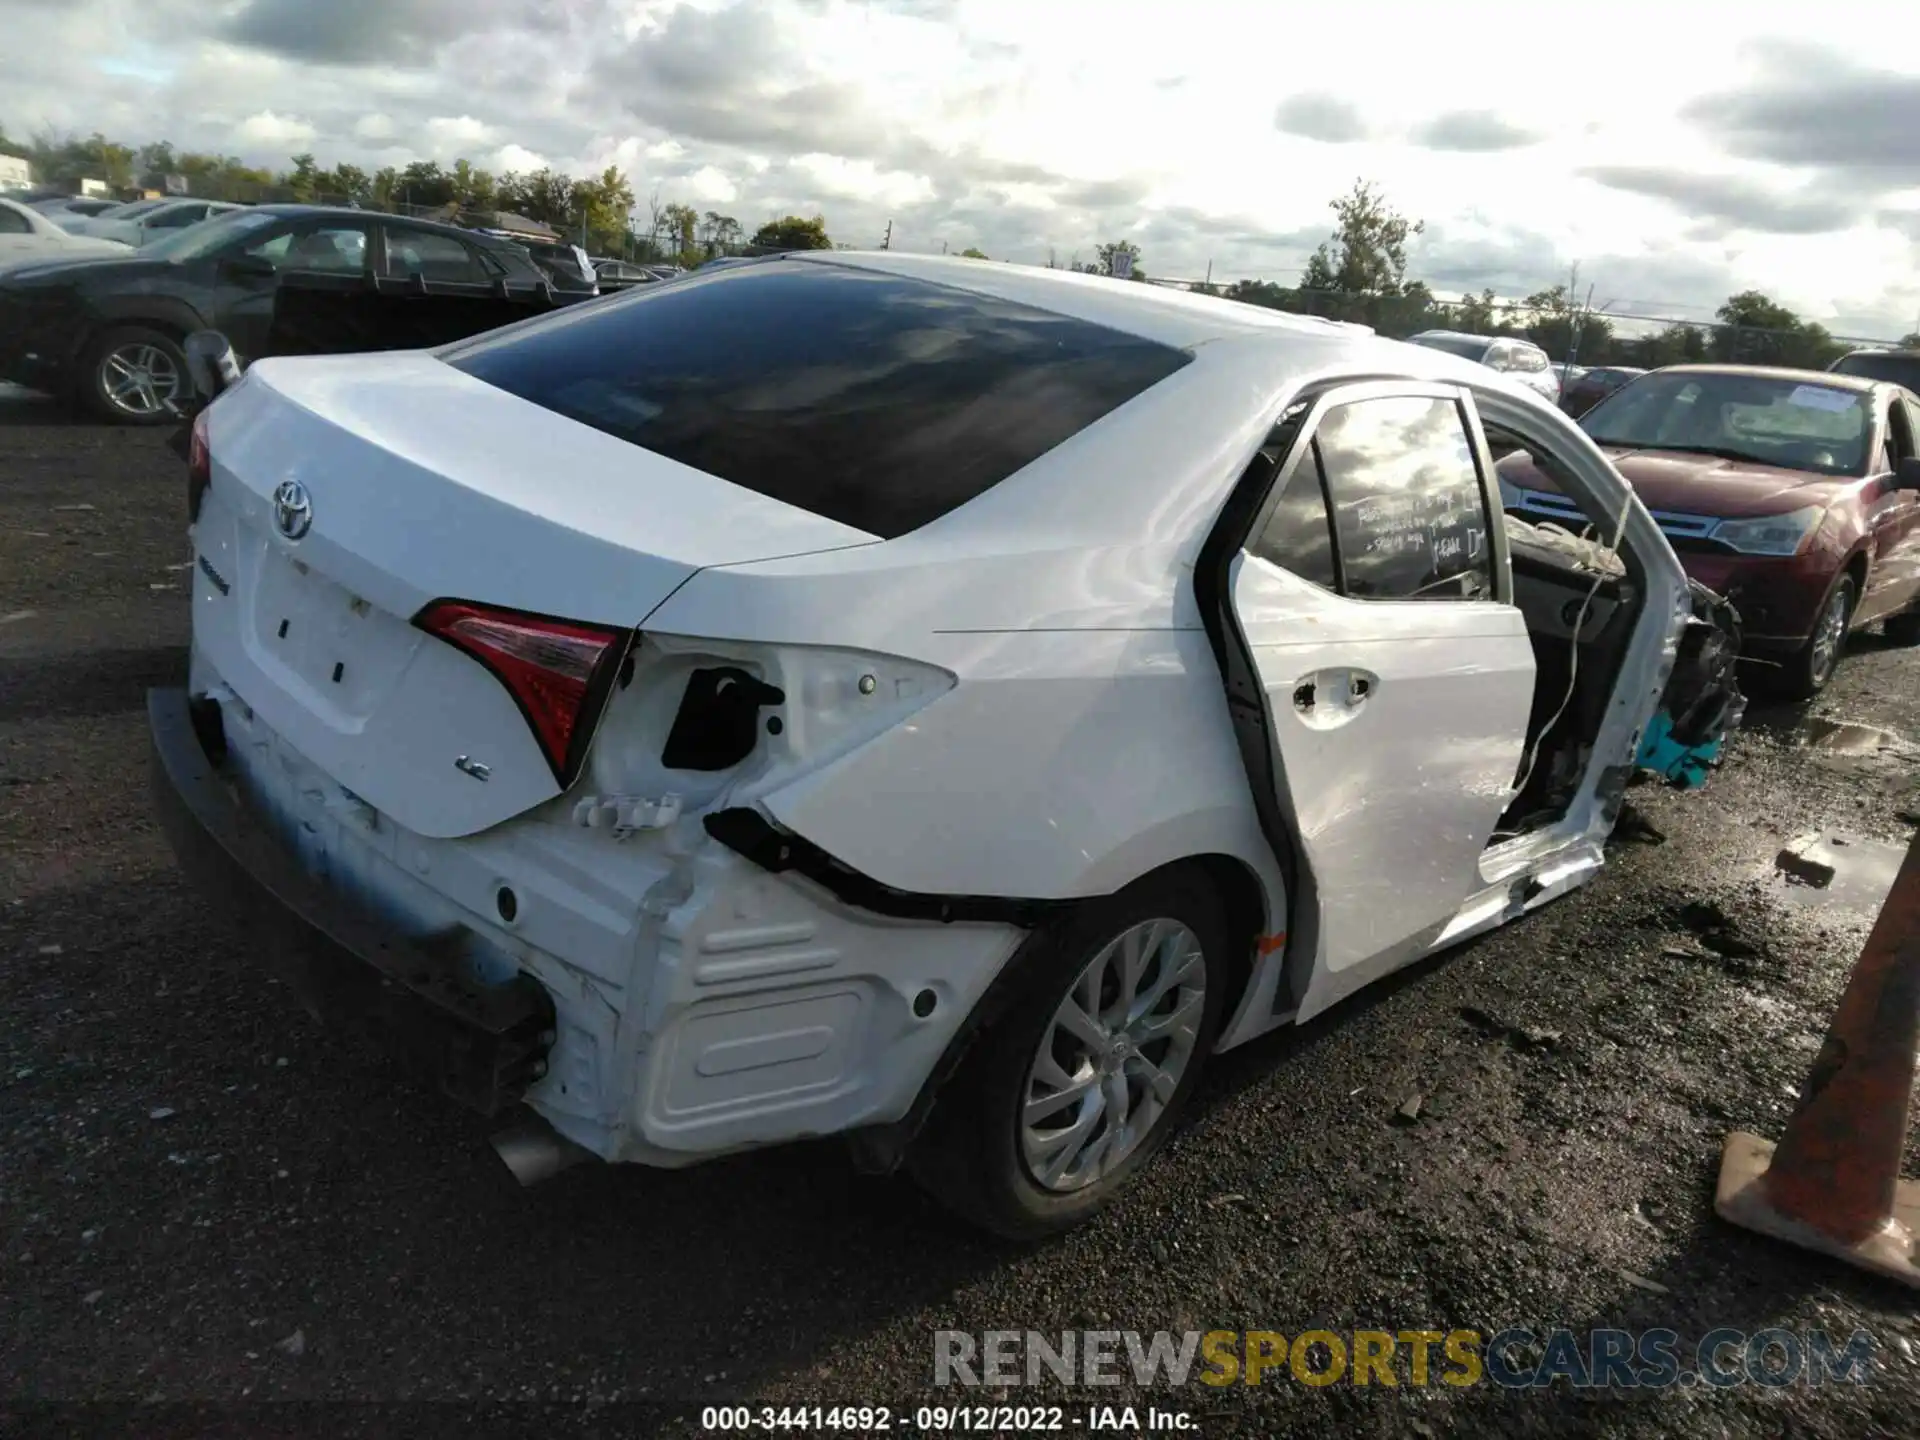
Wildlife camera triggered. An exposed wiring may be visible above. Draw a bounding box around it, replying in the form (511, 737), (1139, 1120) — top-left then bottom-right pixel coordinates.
(1494, 478), (1639, 839)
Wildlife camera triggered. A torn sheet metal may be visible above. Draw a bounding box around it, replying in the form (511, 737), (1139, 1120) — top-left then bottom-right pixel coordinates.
(1641, 579), (1746, 788)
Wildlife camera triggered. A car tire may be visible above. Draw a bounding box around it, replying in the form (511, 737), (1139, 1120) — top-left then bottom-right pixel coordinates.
(906, 865), (1233, 1240)
(79, 325), (190, 426)
(1885, 609), (1920, 647)
(1773, 573), (1856, 701)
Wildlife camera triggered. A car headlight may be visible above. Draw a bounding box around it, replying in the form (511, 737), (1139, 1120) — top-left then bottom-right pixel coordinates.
(1711, 506), (1825, 556)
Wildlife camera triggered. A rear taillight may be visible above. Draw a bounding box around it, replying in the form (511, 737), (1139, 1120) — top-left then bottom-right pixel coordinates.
(415, 600), (628, 784)
(186, 408), (211, 524)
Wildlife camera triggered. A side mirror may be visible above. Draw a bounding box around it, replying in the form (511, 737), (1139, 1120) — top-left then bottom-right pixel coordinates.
(1898, 457), (1920, 491)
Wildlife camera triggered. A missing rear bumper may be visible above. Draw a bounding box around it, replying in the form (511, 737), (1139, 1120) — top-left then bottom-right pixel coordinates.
(146, 686), (557, 1117)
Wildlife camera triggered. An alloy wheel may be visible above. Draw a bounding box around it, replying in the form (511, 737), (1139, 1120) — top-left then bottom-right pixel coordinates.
(100, 342), (183, 419)
(1809, 583), (1850, 688)
(1019, 917), (1208, 1193)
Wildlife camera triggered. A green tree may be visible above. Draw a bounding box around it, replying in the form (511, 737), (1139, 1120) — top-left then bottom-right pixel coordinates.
(1300, 179), (1424, 300)
(1516, 284), (1614, 363)
(1224, 278), (1296, 310)
(752, 214), (834, 251)
(29, 130), (135, 189)
(322, 163), (372, 206)
(701, 211), (744, 257)
(0, 125), (28, 161)
(1455, 288), (1503, 335)
(282, 153), (321, 203)
(576, 167), (637, 251)
(371, 167), (401, 209)
(516, 168), (579, 228)
(450, 159), (495, 211)
(397, 160), (456, 208)
(137, 141), (177, 178)
(660, 200), (700, 260)
(1095, 240), (1144, 279)
(959, 246), (989, 259)
(1900, 332), (1920, 349)
(1712, 290), (1808, 365)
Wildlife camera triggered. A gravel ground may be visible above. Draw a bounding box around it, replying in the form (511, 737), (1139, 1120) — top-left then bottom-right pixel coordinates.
(3, 392), (1919, 1438)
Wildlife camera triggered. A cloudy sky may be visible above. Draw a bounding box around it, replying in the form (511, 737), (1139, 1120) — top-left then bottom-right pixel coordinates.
(5, 0), (1920, 336)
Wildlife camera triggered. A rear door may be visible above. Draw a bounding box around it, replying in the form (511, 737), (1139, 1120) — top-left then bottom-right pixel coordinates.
(1859, 394), (1920, 622)
(1224, 381), (1535, 1013)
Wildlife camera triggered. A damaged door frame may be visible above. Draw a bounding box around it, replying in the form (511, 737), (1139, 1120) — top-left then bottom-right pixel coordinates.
(1200, 372), (1701, 1030)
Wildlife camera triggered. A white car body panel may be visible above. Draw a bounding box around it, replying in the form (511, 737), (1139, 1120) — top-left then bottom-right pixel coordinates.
(76, 199), (245, 247)
(194, 356), (878, 838)
(0, 196), (133, 270)
(169, 250), (1706, 1165)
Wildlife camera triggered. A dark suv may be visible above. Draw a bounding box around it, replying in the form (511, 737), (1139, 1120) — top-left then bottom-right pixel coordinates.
(1830, 348), (1920, 394)
(0, 205), (555, 424)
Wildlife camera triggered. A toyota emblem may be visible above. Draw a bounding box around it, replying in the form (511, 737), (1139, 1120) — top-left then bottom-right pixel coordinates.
(272, 480), (313, 541)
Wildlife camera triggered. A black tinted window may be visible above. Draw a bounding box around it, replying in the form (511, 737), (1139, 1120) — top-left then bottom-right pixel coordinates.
(386, 228), (488, 283)
(1314, 396), (1494, 601)
(1251, 446), (1339, 590)
(1832, 352), (1920, 392)
(1410, 333), (1494, 362)
(445, 262), (1193, 538)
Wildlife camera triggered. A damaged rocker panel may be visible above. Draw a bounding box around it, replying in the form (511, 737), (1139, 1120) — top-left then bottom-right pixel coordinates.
(702, 808), (1074, 928)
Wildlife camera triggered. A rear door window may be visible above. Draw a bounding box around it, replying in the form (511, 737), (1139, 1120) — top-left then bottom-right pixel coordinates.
(384, 228), (490, 283)
(1312, 395), (1495, 601)
(444, 261), (1194, 538)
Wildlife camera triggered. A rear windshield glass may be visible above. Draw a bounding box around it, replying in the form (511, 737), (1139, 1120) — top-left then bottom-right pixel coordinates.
(1407, 333), (1492, 361)
(1831, 351), (1920, 392)
(442, 260), (1193, 538)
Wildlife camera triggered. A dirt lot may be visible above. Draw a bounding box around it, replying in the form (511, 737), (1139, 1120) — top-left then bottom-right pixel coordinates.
(3, 388), (1919, 1438)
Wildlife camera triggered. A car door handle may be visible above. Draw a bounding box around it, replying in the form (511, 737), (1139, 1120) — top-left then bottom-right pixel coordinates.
(1291, 668), (1377, 729)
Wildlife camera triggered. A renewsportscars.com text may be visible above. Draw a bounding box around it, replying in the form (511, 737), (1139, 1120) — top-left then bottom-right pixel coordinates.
(933, 1327), (1877, 1389)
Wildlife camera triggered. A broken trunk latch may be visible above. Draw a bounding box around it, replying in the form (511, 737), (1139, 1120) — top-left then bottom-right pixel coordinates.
(572, 794), (684, 838)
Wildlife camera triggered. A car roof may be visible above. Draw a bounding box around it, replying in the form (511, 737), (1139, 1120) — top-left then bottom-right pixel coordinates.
(248, 204), (525, 248)
(787, 249), (1381, 352)
(1654, 363), (1881, 393)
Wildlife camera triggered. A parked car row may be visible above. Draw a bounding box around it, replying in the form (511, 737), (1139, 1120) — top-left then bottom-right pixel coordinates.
(0, 196), (136, 268)
(0, 204), (583, 421)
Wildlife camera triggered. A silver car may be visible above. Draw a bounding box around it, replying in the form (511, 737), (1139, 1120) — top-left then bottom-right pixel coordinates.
(1407, 330), (1564, 403)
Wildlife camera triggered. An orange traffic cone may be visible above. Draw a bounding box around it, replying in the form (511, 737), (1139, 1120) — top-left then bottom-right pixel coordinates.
(1715, 825), (1920, 1286)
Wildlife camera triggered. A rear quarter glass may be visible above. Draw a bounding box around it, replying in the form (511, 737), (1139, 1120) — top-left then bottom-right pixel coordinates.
(442, 261), (1193, 539)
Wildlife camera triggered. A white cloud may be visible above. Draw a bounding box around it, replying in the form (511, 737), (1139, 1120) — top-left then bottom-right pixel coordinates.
(685, 165), (738, 204)
(236, 110), (316, 148)
(425, 115), (494, 153)
(2, 0), (1917, 335)
(491, 142), (547, 173)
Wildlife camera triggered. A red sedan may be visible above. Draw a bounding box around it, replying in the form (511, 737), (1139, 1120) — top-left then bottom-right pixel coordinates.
(1497, 365), (1920, 697)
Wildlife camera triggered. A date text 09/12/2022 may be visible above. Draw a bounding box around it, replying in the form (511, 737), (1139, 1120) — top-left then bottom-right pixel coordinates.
(700, 1405), (1193, 1432)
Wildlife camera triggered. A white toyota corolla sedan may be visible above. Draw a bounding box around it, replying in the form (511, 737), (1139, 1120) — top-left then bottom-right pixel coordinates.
(150, 252), (1741, 1237)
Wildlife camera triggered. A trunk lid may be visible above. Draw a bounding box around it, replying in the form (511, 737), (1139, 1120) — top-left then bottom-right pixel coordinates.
(190, 351), (877, 838)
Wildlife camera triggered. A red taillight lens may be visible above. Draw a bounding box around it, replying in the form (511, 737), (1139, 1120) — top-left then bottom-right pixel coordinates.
(186, 408), (211, 524)
(415, 600), (628, 783)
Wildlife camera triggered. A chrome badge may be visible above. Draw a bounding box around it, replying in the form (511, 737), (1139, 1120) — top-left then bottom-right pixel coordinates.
(272, 479), (313, 541)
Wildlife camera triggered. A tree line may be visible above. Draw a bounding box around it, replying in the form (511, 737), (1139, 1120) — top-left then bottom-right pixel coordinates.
(1193, 181), (1920, 368)
(0, 126), (834, 264)
(5, 126), (1911, 358)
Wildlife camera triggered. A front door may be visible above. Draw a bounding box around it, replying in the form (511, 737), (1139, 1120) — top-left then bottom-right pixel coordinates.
(1224, 382), (1536, 1017)
(1856, 394), (1920, 624)
(214, 218), (375, 362)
